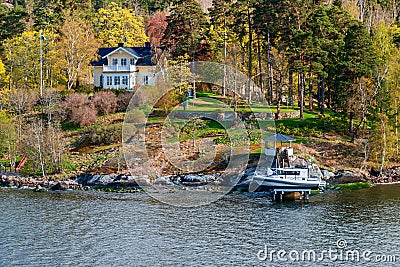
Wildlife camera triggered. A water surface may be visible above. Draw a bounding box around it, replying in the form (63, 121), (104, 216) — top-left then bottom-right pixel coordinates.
(0, 185), (399, 266)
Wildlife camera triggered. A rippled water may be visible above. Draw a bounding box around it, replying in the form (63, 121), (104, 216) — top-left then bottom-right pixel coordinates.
(0, 185), (399, 266)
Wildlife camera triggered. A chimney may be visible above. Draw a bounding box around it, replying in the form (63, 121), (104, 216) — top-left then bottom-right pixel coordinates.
(118, 43), (124, 47)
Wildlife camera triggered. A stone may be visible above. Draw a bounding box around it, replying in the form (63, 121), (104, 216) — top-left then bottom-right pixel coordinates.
(97, 175), (115, 185)
(50, 182), (68, 191)
(328, 170), (366, 184)
(154, 177), (174, 186)
(135, 177), (151, 186)
(321, 170), (335, 180)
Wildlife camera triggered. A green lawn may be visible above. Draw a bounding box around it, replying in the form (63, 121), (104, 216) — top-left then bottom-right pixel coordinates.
(146, 92), (350, 139)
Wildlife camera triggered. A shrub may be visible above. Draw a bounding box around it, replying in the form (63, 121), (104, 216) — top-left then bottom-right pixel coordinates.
(62, 93), (90, 115)
(117, 92), (134, 112)
(62, 93), (97, 126)
(89, 123), (123, 145)
(70, 105), (97, 127)
(92, 90), (117, 115)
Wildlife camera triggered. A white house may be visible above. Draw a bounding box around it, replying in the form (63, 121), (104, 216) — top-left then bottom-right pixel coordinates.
(92, 43), (156, 90)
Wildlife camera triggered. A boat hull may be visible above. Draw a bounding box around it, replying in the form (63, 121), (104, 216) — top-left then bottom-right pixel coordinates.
(252, 176), (324, 190)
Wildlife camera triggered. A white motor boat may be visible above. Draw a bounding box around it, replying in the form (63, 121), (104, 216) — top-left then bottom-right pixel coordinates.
(252, 164), (326, 190)
(251, 133), (326, 191)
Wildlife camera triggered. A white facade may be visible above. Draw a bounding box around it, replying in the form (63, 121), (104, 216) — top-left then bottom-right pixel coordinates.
(93, 47), (155, 91)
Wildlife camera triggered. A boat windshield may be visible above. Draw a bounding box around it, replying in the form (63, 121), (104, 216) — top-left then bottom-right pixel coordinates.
(309, 164), (323, 179)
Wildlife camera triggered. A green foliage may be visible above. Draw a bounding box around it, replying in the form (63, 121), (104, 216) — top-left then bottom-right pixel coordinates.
(180, 118), (207, 135)
(198, 128), (226, 138)
(33, 0), (64, 30)
(162, 0), (208, 58)
(328, 182), (372, 190)
(0, 110), (16, 158)
(89, 123), (123, 145)
(0, 5), (26, 50)
(125, 109), (146, 124)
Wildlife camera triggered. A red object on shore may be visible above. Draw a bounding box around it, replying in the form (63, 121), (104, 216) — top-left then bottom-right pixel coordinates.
(16, 156), (28, 171)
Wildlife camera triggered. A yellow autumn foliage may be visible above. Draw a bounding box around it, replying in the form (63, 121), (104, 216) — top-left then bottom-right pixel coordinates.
(93, 2), (148, 47)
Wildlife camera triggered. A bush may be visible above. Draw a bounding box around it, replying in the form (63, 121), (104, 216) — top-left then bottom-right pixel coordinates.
(92, 90), (117, 115)
(117, 92), (134, 112)
(62, 93), (90, 114)
(89, 123), (122, 145)
(70, 105), (97, 127)
(62, 93), (97, 127)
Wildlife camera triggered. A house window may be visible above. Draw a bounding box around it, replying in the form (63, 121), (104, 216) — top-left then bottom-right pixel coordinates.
(100, 75), (104, 87)
(121, 58), (127, 66)
(114, 76), (120, 85)
(122, 76), (128, 86)
(106, 76), (112, 86)
(130, 58), (135, 65)
(112, 58), (118, 66)
(142, 75), (149, 85)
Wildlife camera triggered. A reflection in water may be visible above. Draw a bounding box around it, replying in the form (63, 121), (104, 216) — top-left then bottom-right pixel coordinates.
(0, 185), (399, 266)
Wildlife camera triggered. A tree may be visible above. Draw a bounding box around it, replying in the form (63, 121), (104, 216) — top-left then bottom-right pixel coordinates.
(0, 4), (26, 51)
(33, 0), (64, 30)
(146, 11), (167, 48)
(0, 110), (17, 171)
(93, 2), (148, 47)
(4, 30), (62, 92)
(230, 0), (257, 104)
(181, 118), (207, 148)
(162, 0), (208, 59)
(209, 0), (236, 97)
(60, 15), (101, 90)
(337, 21), (376, 136)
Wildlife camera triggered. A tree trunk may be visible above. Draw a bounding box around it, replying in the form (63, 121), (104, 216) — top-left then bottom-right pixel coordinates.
(267, 28), (273, 105)
(309, 76), (313, 111)
(223, 17), (227, 97)
(327, 81), (331, 109)
(380, 117), (386, 175)
(288, 69), (293, 107)
(275, 70), (283, 120)
(247, 7), (253, 105)
(349, 112), (354, 134)
(299, 72), (304, 120)
(396, 114), (399, 156)
(257, 34), (263, 103)
(308, 64), (313, 111)
(320, 76), (325, 115)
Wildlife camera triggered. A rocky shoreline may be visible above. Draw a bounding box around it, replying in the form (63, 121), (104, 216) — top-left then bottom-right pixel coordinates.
(1, 166), (400, 192)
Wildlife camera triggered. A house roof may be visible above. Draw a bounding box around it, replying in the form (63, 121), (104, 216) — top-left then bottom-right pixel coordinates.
(91, 46), (155, 67)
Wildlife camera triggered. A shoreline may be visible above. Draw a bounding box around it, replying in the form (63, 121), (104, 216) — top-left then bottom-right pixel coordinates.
(1, 171), (399, 193)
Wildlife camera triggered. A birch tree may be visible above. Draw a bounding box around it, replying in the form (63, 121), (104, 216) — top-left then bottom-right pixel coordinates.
(60, 16), (101, 91)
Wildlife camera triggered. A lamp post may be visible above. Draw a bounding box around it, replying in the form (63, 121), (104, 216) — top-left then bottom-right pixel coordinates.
(39, 31), (44, 97)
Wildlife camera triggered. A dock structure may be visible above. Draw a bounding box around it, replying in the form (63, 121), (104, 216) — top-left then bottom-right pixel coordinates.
(272, 188), (311, 201)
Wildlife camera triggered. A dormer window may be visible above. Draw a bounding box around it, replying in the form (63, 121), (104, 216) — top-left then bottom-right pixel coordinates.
(121, 58), (127, 66)
(130, 58), (135, 65)
(112, 58), (118, 66)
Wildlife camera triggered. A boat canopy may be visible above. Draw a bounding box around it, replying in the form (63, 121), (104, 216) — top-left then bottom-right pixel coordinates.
(263, 133), (296, 143)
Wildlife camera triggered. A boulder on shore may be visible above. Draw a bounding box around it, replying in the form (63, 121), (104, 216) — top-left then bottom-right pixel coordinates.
(50, 182), (68, 191)
(328, 170), (367, 184)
